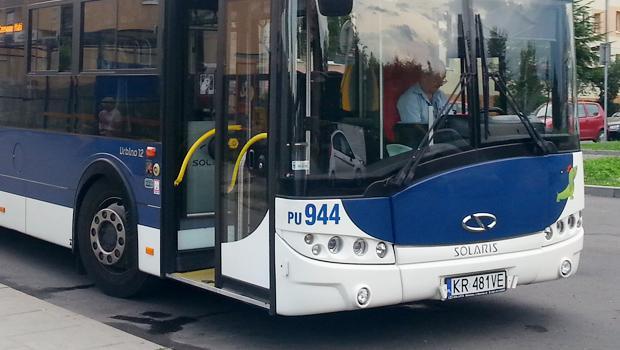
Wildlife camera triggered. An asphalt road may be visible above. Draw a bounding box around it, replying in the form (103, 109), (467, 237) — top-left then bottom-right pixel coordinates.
(0, 195), (618, 350)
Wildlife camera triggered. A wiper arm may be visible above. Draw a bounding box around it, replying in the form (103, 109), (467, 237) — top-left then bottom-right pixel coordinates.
(476, 15), (490, 138)
(475, 15), (549, 155)
(390, 74), (469, 187)
(490, 72), (550, 155)
(391, 14), (472, 187)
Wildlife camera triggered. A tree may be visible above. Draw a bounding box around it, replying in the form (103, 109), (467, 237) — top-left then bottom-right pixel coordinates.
(510, 44), (547, 115)
(573, 0), (603, 92)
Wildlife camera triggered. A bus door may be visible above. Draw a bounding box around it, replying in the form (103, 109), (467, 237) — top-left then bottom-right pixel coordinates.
(176, 0), (220, 273)
(216, 0), (272, 292)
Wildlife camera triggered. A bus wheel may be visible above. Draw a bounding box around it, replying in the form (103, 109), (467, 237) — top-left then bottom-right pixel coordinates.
(77, 180), (147, 298)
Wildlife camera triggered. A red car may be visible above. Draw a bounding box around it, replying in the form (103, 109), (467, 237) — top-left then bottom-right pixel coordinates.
(535, 102), (606, 142)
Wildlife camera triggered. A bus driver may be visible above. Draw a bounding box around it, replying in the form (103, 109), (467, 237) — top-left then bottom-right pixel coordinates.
(397, 61), (448, 124)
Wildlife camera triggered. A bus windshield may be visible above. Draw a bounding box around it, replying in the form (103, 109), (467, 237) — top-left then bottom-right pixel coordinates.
(281, 0), (577, 196)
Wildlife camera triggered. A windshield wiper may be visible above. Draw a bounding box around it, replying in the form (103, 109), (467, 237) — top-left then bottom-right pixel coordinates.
(391, 15), (472, 187)
(476, 15), (550, 155)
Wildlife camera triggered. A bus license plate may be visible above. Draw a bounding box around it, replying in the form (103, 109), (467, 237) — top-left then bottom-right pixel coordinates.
(445, 271), (507, 299)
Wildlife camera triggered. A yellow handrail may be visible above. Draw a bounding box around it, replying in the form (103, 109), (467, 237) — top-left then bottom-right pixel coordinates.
(174, 125), (242, 187)
(227, 133), (268, 193)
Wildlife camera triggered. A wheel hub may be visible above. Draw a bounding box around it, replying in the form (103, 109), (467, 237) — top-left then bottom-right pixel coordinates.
(90, 207), (126, 266)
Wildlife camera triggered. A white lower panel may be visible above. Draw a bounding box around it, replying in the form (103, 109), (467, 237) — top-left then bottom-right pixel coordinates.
(221, 214), (270, 288)
(138, 225), (161, 276)
(398, 231), (584, 302)
(26, 198), (73, 248)
(0, 191), (26, 233)
(275, 229), (584, 316)
(275, 235), (403, 316)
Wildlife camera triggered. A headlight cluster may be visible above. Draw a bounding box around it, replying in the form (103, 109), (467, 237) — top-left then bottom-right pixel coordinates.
(285, 232), (394, 264)
(543, 211), (583, 246)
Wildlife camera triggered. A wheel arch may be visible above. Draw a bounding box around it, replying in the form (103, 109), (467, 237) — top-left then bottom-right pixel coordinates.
(72, 159), (138, 255)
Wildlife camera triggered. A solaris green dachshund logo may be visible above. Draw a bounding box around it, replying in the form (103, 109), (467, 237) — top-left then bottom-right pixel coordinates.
(557, 165), (578, 202)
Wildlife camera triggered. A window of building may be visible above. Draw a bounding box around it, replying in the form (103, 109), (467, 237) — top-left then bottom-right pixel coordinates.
(30, 5), (73, 72)
(81, 0), (159, 70)
(616, 11), (620, 32)
(594, 13), (602, 34)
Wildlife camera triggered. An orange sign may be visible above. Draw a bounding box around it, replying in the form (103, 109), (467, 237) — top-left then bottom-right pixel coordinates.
(0, 22), (24, 34)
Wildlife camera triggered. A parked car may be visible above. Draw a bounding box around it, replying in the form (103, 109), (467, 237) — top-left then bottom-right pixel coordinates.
(329, 130), (365, 179)
(608, 112), (620, 141)
(534, 102), (606, 142)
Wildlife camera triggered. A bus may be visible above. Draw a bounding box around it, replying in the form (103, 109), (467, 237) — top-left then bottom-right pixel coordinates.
(0, 0), (584, 316)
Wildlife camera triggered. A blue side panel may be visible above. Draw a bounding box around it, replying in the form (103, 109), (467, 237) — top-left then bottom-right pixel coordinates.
(0, 128), (162, 229)
(343, 154), (574, 246)
(342, 197), (394, 243)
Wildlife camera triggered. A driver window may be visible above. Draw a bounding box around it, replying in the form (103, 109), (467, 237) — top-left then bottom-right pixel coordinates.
(294, 0), (463, 184)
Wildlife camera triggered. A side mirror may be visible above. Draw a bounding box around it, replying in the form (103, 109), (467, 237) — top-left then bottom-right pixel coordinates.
(317, 0), (353, 17)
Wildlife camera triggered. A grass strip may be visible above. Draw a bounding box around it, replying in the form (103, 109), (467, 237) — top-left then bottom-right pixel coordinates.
(581, 141), (620, 151)
(584, 157), (620, 187)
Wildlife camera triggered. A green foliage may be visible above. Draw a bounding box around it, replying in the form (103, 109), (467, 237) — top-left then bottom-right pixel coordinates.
(573, 0), (620, 115)
(584, 157), (620, 187)
(510, 44), (548, 115)
(573, 1), (603, 87)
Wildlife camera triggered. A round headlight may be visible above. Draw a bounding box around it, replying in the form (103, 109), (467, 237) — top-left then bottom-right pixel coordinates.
(328, 236), (342, 254)
(357, 287), (370, 306)
(567, 215), (576, 229)
(544, 227), (553, 241)
(560, 260), (572, 277)
(311, 244), (321, 256)
(376, 242), (388, 258)
(556, 220), (565, 234)
(353, 239), (368, 256)
(304, 234), (314, 245)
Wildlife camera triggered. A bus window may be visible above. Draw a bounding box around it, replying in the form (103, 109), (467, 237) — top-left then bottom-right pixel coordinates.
(30, 5), (73, 72)
(0, 7), (25, 128)
(82, 0), (159, 70)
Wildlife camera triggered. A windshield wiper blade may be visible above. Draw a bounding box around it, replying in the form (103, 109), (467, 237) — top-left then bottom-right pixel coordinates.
(476, 15), (490, 138)
(490, 72), (550, 154)
(391, 14), (472, 187)
(390, 74), (469, 187)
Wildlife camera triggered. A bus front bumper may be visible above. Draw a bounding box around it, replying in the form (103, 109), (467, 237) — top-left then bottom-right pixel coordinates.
(275, 230), (584, 316)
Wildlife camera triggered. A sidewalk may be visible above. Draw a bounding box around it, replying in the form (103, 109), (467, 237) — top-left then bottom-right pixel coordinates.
(0, 283), (164, 350)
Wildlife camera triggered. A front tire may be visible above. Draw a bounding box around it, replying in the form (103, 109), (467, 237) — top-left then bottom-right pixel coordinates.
(77, 180), (147, 298)
(595, 130), (605, 143)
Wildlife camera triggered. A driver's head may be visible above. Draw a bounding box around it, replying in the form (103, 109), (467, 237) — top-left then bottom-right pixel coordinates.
(420, 61), (447, 96)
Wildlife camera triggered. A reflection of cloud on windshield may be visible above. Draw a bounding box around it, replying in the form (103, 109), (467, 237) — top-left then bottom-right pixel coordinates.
(395, 1), (413, 12)
(367, 5), (398, 16)
(354, 0), (459, 66)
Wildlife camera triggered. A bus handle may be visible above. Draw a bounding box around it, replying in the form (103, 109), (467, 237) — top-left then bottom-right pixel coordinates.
(174, 125), (243, 187)
(227, 133), (268, 193)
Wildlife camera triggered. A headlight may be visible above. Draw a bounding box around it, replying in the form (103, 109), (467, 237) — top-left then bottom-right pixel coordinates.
(556, 220), (565, 235)
(544, 227), (553, 241)
(376, 242), (388, 258)
(567, 215), (576, 229)
(312, 244), (321, 256)
(304, 234), (314, 245)
(327, 236), (343, 254)
(353, 239), (368, 256)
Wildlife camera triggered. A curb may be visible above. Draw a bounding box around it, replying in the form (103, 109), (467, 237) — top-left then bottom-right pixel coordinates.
(583, 150), (620, 157)
(586, 185), (620, 198)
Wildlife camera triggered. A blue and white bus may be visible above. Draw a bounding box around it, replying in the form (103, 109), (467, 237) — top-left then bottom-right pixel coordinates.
(0, 0), (584, 315)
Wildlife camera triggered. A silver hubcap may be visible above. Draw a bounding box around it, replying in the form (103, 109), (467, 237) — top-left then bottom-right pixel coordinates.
(90, 205), (126, 266)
